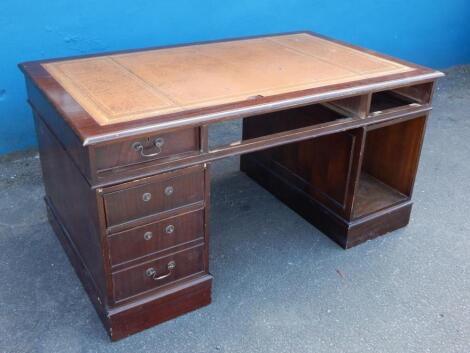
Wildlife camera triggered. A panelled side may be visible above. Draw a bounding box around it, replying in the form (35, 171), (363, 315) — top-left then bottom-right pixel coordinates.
(33, 113), (108, 306)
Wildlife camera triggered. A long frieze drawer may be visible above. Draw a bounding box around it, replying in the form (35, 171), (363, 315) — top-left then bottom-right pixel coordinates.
(103, 166), (205, 227)
(112, 245), (204, 301)
(108, 209), (205, 266)
(94, 127), (200, 172)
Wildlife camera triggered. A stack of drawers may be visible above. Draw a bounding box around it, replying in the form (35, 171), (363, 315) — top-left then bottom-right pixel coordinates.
(31, 107), (213, 340)
(101, 164), (209, 304)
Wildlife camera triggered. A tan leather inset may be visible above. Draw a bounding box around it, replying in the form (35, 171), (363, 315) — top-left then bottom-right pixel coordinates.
(43, 33), (413, 126)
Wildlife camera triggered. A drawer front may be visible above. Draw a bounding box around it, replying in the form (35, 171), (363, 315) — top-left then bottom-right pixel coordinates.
(94, 128), (200, 171)
(104, 167), (205, 227)
(112, 245), (204, 301)
(109, 209), (204, 266)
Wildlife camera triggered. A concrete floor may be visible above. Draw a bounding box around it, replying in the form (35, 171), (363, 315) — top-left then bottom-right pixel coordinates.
(1, 65), (470, 353)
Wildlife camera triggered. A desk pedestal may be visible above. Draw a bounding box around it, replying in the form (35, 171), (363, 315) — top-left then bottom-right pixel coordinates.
(241, 114), (427, 248)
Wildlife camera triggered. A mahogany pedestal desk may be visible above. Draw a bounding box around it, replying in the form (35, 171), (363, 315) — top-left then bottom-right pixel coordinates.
(19, 32), (443, 340)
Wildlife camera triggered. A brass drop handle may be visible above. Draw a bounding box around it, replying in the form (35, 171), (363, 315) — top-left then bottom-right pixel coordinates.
(133, 137), (164, 158)
(165, 224), (175, 234)
(145, 261), (176, 281)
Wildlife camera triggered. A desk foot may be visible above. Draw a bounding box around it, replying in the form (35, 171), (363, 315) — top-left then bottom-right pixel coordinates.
(107, 274), (212, 341)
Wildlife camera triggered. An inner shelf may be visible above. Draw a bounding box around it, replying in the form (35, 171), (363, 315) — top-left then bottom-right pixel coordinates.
(352, 172), (408, 219)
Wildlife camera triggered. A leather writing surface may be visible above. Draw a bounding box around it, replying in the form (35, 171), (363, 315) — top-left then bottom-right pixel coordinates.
(43, 33), (413, 126)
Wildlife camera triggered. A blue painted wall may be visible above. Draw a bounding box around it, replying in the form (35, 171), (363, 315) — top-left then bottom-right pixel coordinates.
(1, 0), (470, 154)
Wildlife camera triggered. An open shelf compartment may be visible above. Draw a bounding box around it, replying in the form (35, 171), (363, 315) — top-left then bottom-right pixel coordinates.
(369, 82), (434, 114)
(352, 115), (427, 219)
(209, 103), (349, 149)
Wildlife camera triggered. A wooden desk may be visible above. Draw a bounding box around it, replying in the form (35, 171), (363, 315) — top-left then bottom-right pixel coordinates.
(19, 32), (443, 340)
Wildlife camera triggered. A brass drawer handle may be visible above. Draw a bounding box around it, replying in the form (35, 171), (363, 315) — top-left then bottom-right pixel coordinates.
(145, 261), (176, 281)
(142, 192), (152, 202)
(133, 137), (165, 158)
(165, 224), (175, 234)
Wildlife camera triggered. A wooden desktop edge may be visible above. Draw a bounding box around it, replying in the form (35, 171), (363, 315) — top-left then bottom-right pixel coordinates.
(18, 30), (444, 147)
(83, 73), (441, 146)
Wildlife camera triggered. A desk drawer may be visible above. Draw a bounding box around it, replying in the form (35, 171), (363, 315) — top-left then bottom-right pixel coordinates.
(112, 245), (204, 301)
(103, 166), (205, 227)
(108, 209), (204, 266)
(94, 128), (200, 172)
